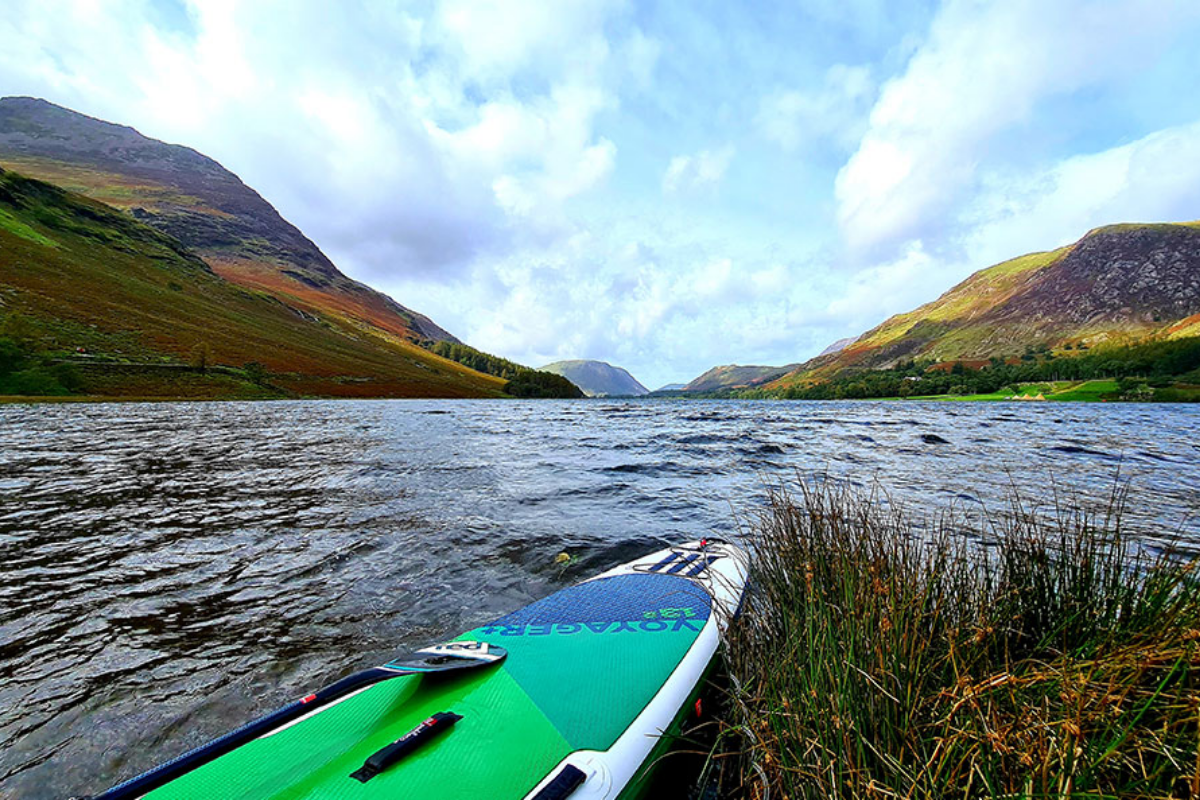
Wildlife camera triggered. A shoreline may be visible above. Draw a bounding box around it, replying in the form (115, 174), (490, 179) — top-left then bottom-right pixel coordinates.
(5, 393), (1196, 405)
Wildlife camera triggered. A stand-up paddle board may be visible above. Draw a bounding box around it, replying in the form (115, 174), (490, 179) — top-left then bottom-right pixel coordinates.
(90, 538), (748, 799)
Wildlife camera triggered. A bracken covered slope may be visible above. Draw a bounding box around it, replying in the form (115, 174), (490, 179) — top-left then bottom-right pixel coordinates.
(770, 221), (1200, 388)
(0, 96), (457, 351)
(0, 167), (505, 398)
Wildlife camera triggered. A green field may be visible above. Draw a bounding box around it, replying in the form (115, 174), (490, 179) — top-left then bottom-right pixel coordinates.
(905, 379), (1122, 402)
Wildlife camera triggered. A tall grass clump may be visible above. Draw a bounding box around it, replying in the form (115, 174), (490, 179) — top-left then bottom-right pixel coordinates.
(720, 480), (1200, 799)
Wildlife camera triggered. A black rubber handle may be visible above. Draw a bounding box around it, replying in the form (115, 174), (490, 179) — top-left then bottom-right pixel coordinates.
(532, 764), (587, 799)
(349, 711), (463, 783)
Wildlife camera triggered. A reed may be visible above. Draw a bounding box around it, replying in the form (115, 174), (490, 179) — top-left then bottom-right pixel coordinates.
(718, 479), (1200, 799)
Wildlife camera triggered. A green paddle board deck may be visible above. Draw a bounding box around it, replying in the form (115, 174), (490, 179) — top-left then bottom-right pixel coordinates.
(99, 549), (743, 800)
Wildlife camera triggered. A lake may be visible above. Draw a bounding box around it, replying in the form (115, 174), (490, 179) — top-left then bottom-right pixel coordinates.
(1, 399), (1197, 797)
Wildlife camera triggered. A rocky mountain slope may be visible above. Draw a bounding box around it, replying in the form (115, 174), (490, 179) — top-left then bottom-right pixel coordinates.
(681, 363), (800, 393)
(0, 96), (456, 351)
(769, 221), (1200, 389)
(818, 336), (859, 356)
(539, 360), (648, 397)
(0, 167), (505, 398)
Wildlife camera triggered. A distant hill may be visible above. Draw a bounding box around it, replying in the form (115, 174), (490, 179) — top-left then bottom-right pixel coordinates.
(769, 221), (1200, 389)
(682, 363), (799, 393)
(653, 383), (687, 393)
(0, 167), (505, 398)
(0, 96), (458, 351)
(539, 360), (648, 397)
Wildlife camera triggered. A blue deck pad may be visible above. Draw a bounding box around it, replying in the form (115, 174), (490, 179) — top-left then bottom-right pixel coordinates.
(481, 574), (712, 629)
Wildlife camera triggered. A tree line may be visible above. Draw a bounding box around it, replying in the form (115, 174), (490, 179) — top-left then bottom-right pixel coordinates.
(425, 340), (583, 398)
(0, 315), (81, 395)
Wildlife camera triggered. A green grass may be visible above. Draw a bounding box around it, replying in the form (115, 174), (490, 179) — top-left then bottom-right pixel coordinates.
(0, 205), (58, 247)
(718, 480), (1200, 799)
(1049, 379), (1121, 401)
(1153, 385), (1200, 403)
(900, 380), (1122, 402)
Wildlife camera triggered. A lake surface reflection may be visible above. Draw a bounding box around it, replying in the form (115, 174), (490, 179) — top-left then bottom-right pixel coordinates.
(1, 399), (1197, 797)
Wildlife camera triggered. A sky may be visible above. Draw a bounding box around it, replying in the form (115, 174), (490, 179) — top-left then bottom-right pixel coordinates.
(4, 0), (1200, 389)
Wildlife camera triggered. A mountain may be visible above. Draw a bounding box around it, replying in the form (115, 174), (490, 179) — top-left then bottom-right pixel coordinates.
(0, 166), (505, 398)
(682, 363), (799, 393)
(769, 221), (1200, 389)
(0, 96), (457, 352)
(653, 383), (687, 393)
(818, 336), (859, 356)
(539, 360), (648, 397)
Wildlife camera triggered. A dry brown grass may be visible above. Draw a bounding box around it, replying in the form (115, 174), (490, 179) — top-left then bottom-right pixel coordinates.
(716, 480), (1200, 799)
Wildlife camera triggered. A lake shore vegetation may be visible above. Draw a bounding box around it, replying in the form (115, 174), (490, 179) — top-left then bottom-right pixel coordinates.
(731, 336), (1200, 402)
(718, 479), (1200, 799)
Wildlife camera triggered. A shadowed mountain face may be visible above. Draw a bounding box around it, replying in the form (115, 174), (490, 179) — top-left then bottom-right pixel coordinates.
(539, 360), (649, 397)
(0, 96), (456, 346)
(769, 221), (1200, 388)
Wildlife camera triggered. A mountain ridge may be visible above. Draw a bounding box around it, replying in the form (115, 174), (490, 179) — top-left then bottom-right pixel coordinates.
(539, 359), (648, 397)
(681, 363), (800, 393)
(0, 96), (457, 350)
(767, 221), (1200, 389)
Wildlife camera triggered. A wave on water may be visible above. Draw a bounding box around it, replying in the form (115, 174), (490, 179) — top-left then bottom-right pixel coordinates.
(1048, 444), (1119, 459)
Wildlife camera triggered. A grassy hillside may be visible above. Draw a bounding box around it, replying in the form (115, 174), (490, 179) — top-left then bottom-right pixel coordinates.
(853, 249), (1067, 353)
(771, 222), (1200, 390)
(0, 97), (461, 362)
(0, 167), (506, 398)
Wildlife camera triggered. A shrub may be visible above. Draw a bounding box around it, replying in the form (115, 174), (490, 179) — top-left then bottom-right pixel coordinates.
(1, 366), (70, 395)
(503, 369), (584, 398)
(51, 362), (83, 392)
(0, 336), (28, 375)
(242, 361), (267, 385)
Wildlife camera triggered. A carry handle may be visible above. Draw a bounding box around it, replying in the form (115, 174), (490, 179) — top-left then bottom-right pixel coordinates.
(531, 764), (587, 799)
(349, 712), (463, 783)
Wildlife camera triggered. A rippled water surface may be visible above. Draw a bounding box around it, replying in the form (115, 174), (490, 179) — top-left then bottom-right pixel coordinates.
(1, 399), (1197, 797)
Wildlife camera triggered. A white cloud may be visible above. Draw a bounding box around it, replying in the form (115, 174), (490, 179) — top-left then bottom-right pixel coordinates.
(962, 119), (1200, 267)
(620, 29), (662, 91)
(835, 0), (1200, 255)
(435, 0), (613, 79)
(0, 0), (629, 278)
(662, 146), (735, 194)
(824, 240), (943, 324)
(758, 64), (873, 152)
